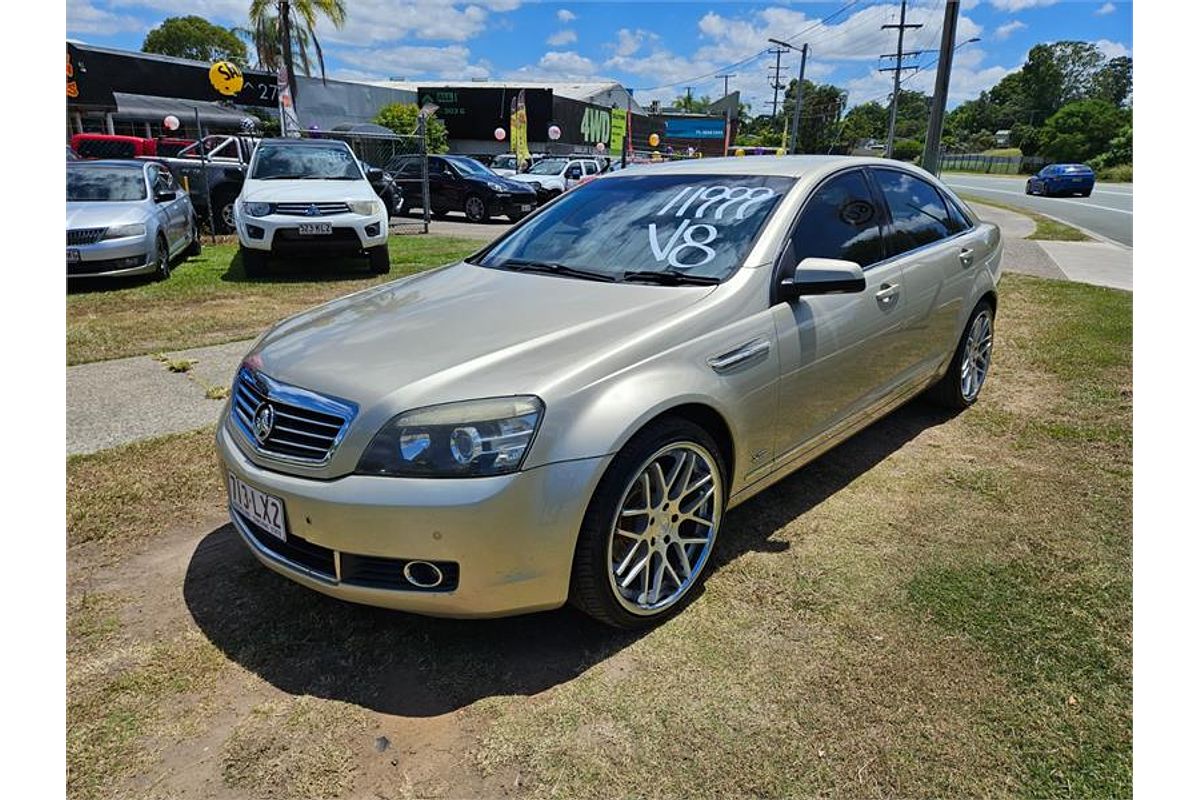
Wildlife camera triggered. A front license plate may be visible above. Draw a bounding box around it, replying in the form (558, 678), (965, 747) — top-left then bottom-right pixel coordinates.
(67, 249), (81, 263)
(519, 204), (532, 212)
(228, 472), (287, 541)
(297, 222), (332, 235)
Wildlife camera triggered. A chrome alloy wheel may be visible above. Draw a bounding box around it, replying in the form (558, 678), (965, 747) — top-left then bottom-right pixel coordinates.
(960, 308), (993, 401)
(607, 443), (723, 615)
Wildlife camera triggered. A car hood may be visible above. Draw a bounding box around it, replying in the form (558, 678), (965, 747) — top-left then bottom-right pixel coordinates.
(249, 262), (715, 413)
(510, 173), (562, 186)
(469, 175), (535, 193)
(66, 201), (149, 229)
(240, 178), (377, 203)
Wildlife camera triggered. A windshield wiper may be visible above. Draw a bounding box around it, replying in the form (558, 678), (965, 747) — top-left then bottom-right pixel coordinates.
(620, 269), (721, 286)
(496, 259), (616, 283)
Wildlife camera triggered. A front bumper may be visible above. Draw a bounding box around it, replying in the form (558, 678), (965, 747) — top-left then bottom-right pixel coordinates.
(236, 211), (389, 254)
(216, 421), (610, 618)
(67, 235), (154, 277)
(488, 193), (538, 217)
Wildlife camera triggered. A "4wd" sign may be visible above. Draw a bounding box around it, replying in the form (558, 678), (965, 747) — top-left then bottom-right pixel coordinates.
(579, 107), (611, 145)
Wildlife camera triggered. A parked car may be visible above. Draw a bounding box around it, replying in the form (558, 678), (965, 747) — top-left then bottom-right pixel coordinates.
(489, 153), (521, 176)
(217, 156), (1001, 628)
(67, 159), (200, 279)
(152, 134), (261, 233)
(360, 158), (404, 216)
(1025, 163), (1095, 197)
(388, 154), (538, 223)
(509, 157), (602, 200)
(232, 138), (390, 276)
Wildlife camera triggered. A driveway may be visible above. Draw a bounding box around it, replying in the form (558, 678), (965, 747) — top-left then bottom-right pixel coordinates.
(945, 173), (1132, 246)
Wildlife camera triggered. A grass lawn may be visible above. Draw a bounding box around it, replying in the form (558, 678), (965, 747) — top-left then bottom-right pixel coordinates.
(959, 192), (1092, 241)
(66, 235), (481, 365)
(66, 273), (1131, 799)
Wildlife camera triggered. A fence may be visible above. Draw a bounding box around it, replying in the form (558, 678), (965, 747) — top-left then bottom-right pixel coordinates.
(298, 129), (429, 235)
(938, 152), (1050, 176)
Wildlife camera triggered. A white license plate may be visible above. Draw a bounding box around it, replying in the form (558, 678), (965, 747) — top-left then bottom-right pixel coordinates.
(519, 204), (532, 212)
(228, 472), (287, 541)
(67, 249), (81, 263)
(297, 222), (332, 235)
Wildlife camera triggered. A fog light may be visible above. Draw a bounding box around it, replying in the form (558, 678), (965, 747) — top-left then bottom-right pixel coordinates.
(403, 561), (444, 589)
(246, 224), (265, 240)
(365, 222), (381, 237)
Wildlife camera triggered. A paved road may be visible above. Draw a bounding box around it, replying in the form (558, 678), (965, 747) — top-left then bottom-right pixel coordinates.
(944, 173), (1132, 246)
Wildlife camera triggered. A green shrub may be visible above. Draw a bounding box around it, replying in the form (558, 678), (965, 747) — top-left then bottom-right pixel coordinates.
(1097, 163), (1132, 182)
(373, 103), (449, 154)
(891, 138), (923, 162)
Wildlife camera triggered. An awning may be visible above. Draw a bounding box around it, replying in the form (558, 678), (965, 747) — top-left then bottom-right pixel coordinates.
(111, 92), (254, 127)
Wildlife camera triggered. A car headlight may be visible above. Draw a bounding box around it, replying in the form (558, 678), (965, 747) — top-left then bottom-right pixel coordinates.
(242, 201), (273, 217)
(486, 181), (506, 193)
(102, 223), (146, 240)
(357, 396), (544, 478)
(349, 199), (382, 216)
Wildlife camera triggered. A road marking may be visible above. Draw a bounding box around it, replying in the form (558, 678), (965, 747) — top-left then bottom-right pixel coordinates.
(946, 184), (1133, 215)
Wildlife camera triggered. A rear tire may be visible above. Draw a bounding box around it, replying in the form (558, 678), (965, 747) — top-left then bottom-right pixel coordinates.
(928, 300), (995, 410)
(241, 247), (267, 278)
(569, 418), (727, 629)
(367, 244), (390, 275)
(213, 191), (238, 234)
(184, 216), (202, 257)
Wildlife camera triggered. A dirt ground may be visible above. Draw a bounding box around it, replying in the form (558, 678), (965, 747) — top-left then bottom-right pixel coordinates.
(66, 274), (1132, 800)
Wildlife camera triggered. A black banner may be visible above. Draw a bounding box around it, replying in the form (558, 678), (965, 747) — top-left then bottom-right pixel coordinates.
(418, 86), (552, 142)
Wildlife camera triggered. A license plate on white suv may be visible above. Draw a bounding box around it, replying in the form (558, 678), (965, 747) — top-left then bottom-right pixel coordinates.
(298, 222), (332, 235)
(228, 473), (287, 541)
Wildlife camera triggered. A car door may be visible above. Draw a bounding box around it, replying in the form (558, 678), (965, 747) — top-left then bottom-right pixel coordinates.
(429, 158), (460, 211)
(868, 167), (978, 380)
(564, 161), (584, 189)
(771, 168), (912, 457)
(145, 165), (177, 249)
(391, 156), (425, 210)
(158, 167), (190, 251)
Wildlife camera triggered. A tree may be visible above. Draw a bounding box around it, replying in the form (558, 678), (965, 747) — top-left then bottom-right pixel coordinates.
(839, 101), (888, 147)
(673, 93), (712, 113)
(1038, 99), (1128, 162)
(247, 0), (346, 79)
(1095, 124), (1132, 168)
(142, 15), (248, 65)
(892, 138), (922, 161)
(374, 103), (449, 154)
(1092, 56), (1133, 107)
(780, 79), (846, 153)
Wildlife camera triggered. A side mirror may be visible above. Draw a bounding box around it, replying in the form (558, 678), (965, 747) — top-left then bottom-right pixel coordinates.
(366, 167), (384, 181)
(567, 167), (582, 179)
(155, 190), (176, 203)
(780, 257), (866, 300)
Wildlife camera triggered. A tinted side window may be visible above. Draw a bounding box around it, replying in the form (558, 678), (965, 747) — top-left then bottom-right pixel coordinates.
(941, 191), (971, 234)
(874, 169), (955, 252)
(395, 158), (422, 178)
(787, 170), (885, 268)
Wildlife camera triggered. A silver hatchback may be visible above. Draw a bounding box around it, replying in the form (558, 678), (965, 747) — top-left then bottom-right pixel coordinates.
(217, 156), (1001, 628)
(67, 160), (199, 279)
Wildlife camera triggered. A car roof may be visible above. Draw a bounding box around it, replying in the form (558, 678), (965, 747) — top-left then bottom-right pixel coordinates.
(602, 155), (935, 180)
(256, 137), (352, 148)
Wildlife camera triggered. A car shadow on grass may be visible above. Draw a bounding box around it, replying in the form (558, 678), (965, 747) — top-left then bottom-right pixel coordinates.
(184, 400), (955, 717)
(220, 250), (382, 284)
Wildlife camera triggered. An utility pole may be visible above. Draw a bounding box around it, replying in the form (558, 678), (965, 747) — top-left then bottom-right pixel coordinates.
(768, 47), (788, 120)
(716, 73), (736, 157)
(769, 38), (809, 154)
(685, 86), (693, 110)
(922, 1), (960, 174)
(716, 73), (735, 99)
(880, 0), (922, 158)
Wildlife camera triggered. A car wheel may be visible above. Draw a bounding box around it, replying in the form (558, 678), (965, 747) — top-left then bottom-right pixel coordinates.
(185, 216), (202, 257)
(367, 244), (390, 275)
(241, 247), (267, 278)
(211, 192), (238, 234)
(464, 194), (489, 223)
(1081, 189), (1093, 197)
(153, 235), (171, 281)
(928, 300), (995, 410)
(570, 417), (726, 629)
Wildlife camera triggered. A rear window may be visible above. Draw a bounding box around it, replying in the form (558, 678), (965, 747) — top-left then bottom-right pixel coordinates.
(476, 173), (794, 281)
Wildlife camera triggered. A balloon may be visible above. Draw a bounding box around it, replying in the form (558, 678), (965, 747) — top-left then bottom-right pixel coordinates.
(595, 142), (606, 153)
(163, 115), (180, 131)
(776, 147), (786, 156)
(648, 133), (660, 147)
(494, 127), (507, 141)
(735, 148), (745, 157)
(548, 125), (562, 140)
(208, 60), (244, 97)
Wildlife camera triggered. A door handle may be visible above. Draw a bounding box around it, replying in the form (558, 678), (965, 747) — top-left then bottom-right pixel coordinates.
(959, 247), (975, 267)
(875, 283), (900, 307)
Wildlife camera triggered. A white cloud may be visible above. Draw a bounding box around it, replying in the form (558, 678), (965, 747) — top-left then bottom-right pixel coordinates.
(68, 0), (147, 35)
(995, 20), (1027, 40)
(1093, 38), (1130, 59)
(335, 44), (491, 81)
(557, 9), (576, 23)
(1096, 2), (1116, 14)
(547, 29), (577, 47)
(506, 50), (604, 81)
(989, 0), (1058, 11)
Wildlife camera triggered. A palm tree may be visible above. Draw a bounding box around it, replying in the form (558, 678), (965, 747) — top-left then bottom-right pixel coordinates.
(246, 0), (346, 80)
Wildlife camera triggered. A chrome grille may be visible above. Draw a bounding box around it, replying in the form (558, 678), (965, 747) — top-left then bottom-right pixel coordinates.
(274, 202), (351, 216)
(67, 228), (106, 246)
(231, 367), (356, 464)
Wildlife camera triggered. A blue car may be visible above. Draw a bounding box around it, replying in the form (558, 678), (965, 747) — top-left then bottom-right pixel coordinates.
(1025, 163), (1095, 197)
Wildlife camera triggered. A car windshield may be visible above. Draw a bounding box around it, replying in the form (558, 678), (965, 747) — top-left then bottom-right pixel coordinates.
(474, 174), (794, 282)
(447, 157), (495, 177)
(492, 156), (516, 169)
(251, 144), (363, 180)
(67, 167), (147, 202)
(529, 159), (568, 175)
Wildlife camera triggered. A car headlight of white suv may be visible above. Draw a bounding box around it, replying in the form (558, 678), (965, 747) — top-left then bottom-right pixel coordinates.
(356, 396), (544, 477)
(349, 199), (382, 216)
(241, 201), (273, 217)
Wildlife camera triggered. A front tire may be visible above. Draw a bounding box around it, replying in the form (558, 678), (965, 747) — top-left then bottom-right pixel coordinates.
(569, 418), (726, 629)
(152, 235), (171, 281)
(464, 194), (489, 223)
(928, 300), (995, 410)
(213, 191), (238, 234)
(185, 216), (202, 257)
(367, 244), (390, 274)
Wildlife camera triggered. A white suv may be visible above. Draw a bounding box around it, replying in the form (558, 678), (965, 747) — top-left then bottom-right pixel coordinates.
(234, 138), (390, 276)
(510, 157), (601, 199)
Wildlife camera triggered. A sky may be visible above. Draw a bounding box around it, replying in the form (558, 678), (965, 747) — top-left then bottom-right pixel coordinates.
(66, 0), (1132, 114)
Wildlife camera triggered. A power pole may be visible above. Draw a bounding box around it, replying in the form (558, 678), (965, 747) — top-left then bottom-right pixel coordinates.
(922, 1), (960, 174)
(685, 86), (693, 110)
(788, 44), (808, 154)
(768, 48), (788, 120)
(716, 73), (736, 157)
(716, 73), (735, 99)
(880, 0), (922, 158)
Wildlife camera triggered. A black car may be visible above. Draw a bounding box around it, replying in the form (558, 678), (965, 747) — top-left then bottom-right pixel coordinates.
(387, 154), (537, 223)
(360, 160), (404, 216)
